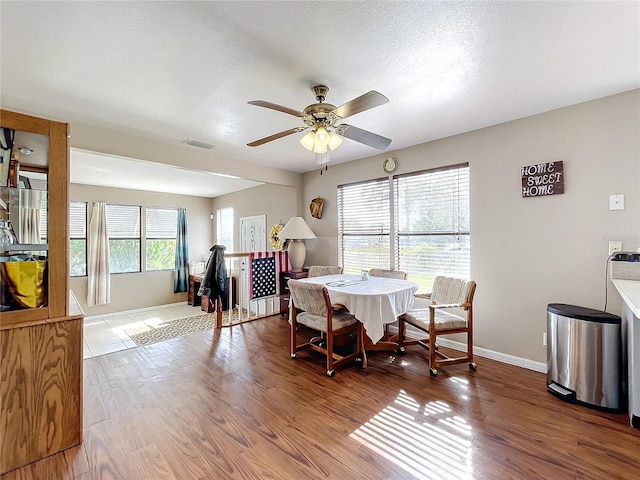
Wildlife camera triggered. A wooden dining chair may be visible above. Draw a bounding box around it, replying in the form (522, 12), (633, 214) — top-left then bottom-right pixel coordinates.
(288, 279), (365, 377)
(308, 265), (343, 277)
(398, 276), (477, 376)
(368, 268), (407, 280)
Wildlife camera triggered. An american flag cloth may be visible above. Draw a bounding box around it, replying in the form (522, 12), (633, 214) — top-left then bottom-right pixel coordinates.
(249, 251), (289, 299)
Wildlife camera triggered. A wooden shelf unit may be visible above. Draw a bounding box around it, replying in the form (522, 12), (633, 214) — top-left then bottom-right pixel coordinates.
(0, 110), (84, 475)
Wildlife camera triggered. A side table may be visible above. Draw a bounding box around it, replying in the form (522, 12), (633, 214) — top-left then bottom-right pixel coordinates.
(279, 270), (309, 315)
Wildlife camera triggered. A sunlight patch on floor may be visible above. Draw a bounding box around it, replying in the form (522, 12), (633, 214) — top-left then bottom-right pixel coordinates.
(113, 317), (167, 336)
(350, 390), (472, 480)
(450, 376), (470, 400)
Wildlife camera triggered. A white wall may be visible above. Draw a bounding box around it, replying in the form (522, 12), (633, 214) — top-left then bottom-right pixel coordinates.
(69, 183), (213, 316)
(211, 182), (299, 252)
(70, 122), (300, 187)
(301, 90), (640, 364)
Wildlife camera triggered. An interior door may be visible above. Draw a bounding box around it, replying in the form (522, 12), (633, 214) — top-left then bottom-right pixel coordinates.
(240, 215), (266, 253)
(239, 215), (266, 311)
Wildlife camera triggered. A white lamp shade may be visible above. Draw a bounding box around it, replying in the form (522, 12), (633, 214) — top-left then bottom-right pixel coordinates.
(300, 130), (315, 150)
(315, 126), (329, 146)
(327, 131), (343, 150)
(278, 216), (316, 240)
(313, 143), (328, 154)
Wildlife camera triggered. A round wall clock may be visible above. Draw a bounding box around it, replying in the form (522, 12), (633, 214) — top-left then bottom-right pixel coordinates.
(383, 157), (398, 174)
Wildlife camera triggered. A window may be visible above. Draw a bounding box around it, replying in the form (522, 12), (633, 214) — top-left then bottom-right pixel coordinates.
(217, 207), (234, 252)
(337, 163), (470, 292)
(69, 201), (87, 277)
(106, 204), (141, 274)
(145, 207), (177, 271)
(337, 178), (391, 274)
(394, 163), (470, 292)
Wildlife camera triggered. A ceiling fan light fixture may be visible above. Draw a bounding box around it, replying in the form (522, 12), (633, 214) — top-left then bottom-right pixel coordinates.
(247, 85), (391, 171)
(314, 126), (329, 146)
(300, 130), (315, 150)
(327, 130), (343, 150)
(313, 143), (328, 154)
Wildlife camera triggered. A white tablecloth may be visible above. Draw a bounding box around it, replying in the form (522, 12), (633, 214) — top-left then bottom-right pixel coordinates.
(299, 274), (418, 344)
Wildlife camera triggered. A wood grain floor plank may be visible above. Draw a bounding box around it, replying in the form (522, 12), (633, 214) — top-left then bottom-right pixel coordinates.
(126, 443), (178, 480)
(150, 422), (217, 480)
(4, 315), (639, 479)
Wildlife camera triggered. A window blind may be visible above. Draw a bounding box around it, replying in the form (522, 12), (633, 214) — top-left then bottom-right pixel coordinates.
(106, 204), (140, 273)
(146, 207), (178, 238)
(337, 177), (391, 274)
(106, 204), (141, 238)
(69, 201), (87, 238)
(394, 163), (470, 291)
(69, 201), (87, 277)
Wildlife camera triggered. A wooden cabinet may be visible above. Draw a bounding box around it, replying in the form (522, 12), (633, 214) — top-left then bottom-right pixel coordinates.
(279, 270), (308, 315)
(199, 276), (237, 313)
(188, 275), (202, 306)
(0, 110), (83, 474)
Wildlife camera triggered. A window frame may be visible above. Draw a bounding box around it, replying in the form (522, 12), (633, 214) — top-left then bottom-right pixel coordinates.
(144, 206), (178, 272)
(106, 203), (141, 274)
(393, 163), (470, 292)
(337, 176), (391, 274)
(216, 207), (234, 253)
(337, 163), (470, 291)
(69, 200), (87, 278)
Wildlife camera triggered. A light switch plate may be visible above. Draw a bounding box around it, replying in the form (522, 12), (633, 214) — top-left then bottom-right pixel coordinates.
(609, 194), (624, 210)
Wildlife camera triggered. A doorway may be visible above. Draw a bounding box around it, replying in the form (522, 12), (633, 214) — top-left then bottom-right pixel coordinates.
(239, 215), (266, 312)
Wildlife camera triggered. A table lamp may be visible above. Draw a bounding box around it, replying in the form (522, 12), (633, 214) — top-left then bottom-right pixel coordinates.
(278, 216), (316, 272)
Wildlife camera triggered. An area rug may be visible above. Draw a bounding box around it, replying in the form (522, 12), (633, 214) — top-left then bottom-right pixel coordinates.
(124, 309), (248, 347)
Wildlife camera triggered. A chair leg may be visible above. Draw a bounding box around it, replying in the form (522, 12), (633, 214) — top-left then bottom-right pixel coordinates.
(428, 327), (438, 376)
(326, 331), (335, 377)
(468, 327), (476, 371)
(359, 324), (368, 369)
(397, 318), (406, 353)
(290, 309), (297, 358)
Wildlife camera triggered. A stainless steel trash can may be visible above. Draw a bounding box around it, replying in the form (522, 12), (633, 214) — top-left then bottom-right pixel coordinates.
(547, 303), (622, 411)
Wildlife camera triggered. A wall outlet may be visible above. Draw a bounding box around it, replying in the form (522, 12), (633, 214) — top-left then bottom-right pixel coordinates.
(609, 241), (623, 255)
(609, 194), (625, 210)
(543, 332), (547, 346)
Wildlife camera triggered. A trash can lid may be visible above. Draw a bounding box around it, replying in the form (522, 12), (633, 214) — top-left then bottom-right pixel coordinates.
(547, 303), (621, 324)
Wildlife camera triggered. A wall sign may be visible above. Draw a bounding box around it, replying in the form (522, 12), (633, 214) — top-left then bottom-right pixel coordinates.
(521, 160), (564, 198)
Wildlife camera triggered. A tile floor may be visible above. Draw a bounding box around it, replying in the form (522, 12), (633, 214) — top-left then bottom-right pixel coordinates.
(83, 302), (202, 359)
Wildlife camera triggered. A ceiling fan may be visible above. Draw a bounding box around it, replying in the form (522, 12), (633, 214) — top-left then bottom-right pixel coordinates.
(246, 85), (392, 152)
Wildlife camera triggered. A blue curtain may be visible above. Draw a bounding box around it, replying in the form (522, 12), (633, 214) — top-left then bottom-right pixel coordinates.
(174, 208), (189, 293)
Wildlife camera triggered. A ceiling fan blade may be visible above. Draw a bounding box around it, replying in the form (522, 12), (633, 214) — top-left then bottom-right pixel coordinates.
(336, 124), (392, 150)
(332, 91), (389, 119)
(247, 127), (306, 147)
(247, 101), (305, 117)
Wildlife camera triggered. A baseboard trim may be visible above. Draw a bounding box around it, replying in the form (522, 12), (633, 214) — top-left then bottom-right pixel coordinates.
(390, 326), (547, 374)
(433, 337), (547, 374)
(85, 302), (187, 321)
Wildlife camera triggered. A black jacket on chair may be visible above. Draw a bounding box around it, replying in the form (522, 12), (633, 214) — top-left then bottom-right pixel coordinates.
(198, 245), (229, 311)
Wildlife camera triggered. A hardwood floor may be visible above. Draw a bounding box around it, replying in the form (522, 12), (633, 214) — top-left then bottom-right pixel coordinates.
(2, 315), (639, 479)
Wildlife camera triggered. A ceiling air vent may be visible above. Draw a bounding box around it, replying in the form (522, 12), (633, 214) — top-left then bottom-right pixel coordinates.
(183, 138), (216, 149)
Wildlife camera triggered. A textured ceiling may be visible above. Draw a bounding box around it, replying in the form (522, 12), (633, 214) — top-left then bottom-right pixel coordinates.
(1, 1), (638, 195)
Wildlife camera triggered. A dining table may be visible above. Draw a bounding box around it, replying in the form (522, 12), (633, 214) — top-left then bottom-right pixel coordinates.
(298, 273), (418, 347)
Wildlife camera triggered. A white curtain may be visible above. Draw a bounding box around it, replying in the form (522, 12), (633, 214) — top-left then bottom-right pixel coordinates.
(87, 201), (110, 306)
(17, 189), (43, 244)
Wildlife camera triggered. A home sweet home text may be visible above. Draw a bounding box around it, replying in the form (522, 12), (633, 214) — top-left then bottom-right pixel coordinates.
(521, 161), (564, 198)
